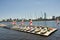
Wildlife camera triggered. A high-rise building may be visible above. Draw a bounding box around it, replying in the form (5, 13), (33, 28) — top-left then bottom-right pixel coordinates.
(44, 12), (46, 19)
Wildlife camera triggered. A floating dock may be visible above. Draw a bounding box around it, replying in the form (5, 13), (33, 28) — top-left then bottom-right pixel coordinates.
(0, 24), (57, 36)
(8, 25), (57, 36)
(35, 28), (57, 36)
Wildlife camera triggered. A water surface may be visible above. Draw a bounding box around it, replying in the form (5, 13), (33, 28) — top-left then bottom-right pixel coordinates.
(0, 21), (60, 40)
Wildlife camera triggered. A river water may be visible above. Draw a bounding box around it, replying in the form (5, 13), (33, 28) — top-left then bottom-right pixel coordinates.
(0, 21), (60, 40)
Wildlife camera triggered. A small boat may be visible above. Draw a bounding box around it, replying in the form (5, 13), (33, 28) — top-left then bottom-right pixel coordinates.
(27, 27), (35, 33)
(40, 28), (57, 36)
(36, 27), (48, 34)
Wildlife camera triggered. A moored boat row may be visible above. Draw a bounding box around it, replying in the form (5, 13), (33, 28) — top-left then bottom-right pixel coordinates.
(9, 24), (57, 36)
(0, 19), (57, 36)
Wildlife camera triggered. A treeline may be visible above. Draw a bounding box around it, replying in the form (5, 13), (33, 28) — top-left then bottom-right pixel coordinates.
(1, 16), (60, 22)
(33, 16), (60, 21)
(1, 18), (28, 22)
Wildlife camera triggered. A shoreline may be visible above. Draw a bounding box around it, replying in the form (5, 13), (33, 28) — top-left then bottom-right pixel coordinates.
(0, 20), (56, 22)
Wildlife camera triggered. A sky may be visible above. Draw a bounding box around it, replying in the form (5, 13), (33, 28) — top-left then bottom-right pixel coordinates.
(0, 0), (60, 20)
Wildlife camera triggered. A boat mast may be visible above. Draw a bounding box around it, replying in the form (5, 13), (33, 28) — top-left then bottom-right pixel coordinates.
(29, 11), (33, 25)
(35, 11), (38, 26)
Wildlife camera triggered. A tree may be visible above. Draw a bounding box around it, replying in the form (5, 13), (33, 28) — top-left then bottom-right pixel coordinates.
(2, 19), (6, 22)
(56, 16), (60, 20)
(7, 19), (10, 22)
(9, 18), (12, 22)
(13, 19), (17, 21)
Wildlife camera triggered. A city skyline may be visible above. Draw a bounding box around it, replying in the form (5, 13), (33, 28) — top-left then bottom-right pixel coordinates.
(0, 0), (60, 20)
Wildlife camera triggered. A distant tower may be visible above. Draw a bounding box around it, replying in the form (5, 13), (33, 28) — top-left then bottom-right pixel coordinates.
(44, 12), (46, 19)
(44, 12), (47, 27)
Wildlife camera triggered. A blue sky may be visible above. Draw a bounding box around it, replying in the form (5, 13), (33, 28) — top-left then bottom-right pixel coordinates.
(0, 0), (60, 20)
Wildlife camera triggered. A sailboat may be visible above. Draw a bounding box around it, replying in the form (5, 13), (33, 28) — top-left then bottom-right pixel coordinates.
(29, 19), (33, 25)
(11, 20), (20, 30)
(22, 19), (33, 32)
(19, 19), (27, 31)
(12, 20), (16, 25)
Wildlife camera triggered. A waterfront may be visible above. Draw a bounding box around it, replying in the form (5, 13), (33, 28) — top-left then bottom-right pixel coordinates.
(0, 21), (60, 40)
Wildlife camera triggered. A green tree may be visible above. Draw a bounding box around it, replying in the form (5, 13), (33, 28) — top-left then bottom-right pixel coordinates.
(2, 19), (6, 22)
